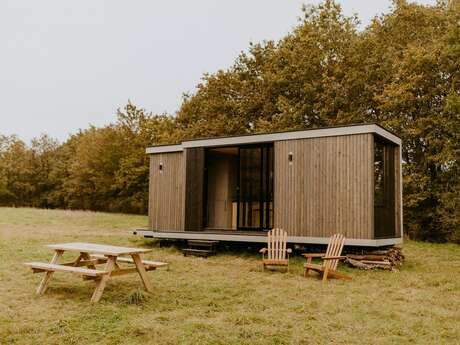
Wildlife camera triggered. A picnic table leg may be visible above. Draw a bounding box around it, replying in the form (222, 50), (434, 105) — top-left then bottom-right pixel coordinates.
(80, 252), (96, 269)
(90, 255), (116, 303)
(72, 253), (84, 266)
(131, 254), (153, 293)
(37, 249), (64, 295)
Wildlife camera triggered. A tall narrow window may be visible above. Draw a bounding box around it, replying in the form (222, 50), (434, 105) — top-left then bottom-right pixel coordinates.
(238, 144), (273, 230)
(374, 141), (384, 206)
(374, 137), (396, 238)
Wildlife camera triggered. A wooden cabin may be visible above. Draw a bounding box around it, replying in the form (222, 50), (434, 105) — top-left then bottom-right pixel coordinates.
(135, 124), (402, 247)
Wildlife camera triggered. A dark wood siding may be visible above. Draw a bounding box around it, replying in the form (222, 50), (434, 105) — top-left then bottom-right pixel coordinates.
(274, 134), (374, 239)
(148, 152), (185, 231)
(184, 148), (205, 231)
(395, 146), (402, 237)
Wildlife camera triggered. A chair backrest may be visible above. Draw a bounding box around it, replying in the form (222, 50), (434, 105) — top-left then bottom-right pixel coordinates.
(267, 228), (288, 260)
(323, 234), (346, 271)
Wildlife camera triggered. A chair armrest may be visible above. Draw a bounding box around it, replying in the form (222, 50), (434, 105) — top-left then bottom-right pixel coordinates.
(286, 248), (292, 254)
(322, 256), (347, 260)
(259, 248), (268, 254)
(302, 253), (326, 258)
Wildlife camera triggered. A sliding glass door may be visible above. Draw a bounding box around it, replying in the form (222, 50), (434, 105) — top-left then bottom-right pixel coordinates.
(374, 138), (396, 238)
(237, 144), (273, 230)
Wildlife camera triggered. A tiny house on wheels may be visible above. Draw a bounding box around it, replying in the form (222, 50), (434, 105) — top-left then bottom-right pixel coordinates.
(135, 124), (402, 247)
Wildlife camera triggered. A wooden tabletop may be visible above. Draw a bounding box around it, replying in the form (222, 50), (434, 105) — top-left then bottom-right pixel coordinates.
(46, 242), (152, 256)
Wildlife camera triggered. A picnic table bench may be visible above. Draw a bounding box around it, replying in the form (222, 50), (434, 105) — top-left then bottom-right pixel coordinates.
(24, 242), (168, 302)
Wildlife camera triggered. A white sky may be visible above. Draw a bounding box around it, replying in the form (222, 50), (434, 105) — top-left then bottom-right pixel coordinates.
(0, 0), (436, 143)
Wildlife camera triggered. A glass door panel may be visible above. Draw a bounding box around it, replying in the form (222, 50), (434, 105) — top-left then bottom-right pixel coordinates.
(238, 147), (262, 229)
(237, 144), (273, 230)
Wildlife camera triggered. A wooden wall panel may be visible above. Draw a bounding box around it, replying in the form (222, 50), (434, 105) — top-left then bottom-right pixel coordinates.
(274, 134), (374, 239)
(395, 146), (402, 237)
(206, 153), (237, 229)
(148, 152), (185, 231)
(184, 148), (205, 231)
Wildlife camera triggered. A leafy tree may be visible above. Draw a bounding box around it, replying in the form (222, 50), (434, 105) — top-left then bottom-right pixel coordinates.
(113, 102), (179, 213)
(62, 126), (126, 211)
(0, 135), (35, 206)
(29, 134), (60, 207)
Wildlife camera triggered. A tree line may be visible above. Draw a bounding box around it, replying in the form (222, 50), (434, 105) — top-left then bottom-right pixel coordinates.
(0, 0), (459, 242)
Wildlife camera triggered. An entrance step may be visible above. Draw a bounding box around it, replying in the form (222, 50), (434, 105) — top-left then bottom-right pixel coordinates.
(182, 240), (219, 258)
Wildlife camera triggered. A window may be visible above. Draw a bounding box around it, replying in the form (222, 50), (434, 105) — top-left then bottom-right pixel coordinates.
(374, 137), (397, 238)
(374, 141), (384, 206)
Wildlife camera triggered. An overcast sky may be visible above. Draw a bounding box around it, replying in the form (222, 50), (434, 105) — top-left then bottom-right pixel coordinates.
(0, 0), (436, 143)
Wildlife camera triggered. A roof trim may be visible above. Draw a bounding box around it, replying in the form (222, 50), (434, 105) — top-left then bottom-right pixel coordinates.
(146, 123), (401, 154)
(145, 144), (183, 154)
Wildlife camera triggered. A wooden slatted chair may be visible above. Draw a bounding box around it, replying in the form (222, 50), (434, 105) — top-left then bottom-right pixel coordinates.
(302, 234), (351, 282)
(260, 228), (292, 272)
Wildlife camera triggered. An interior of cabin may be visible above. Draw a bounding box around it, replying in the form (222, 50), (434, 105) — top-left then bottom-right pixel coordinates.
(203, 144), (274, 231)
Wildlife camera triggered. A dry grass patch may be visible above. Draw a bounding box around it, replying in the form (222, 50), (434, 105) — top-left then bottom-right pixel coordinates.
(0, 207), (459, 344)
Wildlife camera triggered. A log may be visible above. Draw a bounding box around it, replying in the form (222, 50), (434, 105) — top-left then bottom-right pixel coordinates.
(345, 258), (371, 269)
(344, 246), (404, 270)
(372, 264), (393, 270)
(365, 249), (393, 255)
(346, 254), (389, 261)
(360, 260), (391, 265)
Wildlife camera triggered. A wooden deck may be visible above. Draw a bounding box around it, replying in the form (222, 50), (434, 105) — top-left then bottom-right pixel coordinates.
(132, 229), (402, 247)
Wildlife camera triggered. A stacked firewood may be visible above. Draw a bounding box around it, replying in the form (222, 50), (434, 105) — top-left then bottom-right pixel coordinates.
(345, 246), (404, 271)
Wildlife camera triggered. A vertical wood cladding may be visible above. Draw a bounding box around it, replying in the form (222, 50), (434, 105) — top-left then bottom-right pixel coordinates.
(184, 148), (205, 231)
(394, 146), (402, 238)
(274, 134), (374, 239)
(148, 152), (185, 231)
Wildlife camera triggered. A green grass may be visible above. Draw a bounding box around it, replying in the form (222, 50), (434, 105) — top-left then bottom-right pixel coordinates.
(0, 207), (459, 345)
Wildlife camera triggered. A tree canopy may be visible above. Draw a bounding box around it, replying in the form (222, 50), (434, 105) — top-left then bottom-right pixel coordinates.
(0, 0), (459, 242)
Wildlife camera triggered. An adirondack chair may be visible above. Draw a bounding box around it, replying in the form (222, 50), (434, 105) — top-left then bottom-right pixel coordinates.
(302, 234), (351, 281)
(260, 228), (292, 272)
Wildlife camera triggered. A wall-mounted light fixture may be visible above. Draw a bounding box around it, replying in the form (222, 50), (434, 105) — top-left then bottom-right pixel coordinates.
(288, 152), (293, 165)
(159, 162), (163, 172)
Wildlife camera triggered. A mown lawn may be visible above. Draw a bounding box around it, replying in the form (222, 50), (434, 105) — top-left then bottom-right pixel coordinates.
(0, 207), (459, 345)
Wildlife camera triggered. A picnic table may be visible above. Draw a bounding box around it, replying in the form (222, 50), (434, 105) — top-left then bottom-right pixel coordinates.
(24, 242), (168, 302)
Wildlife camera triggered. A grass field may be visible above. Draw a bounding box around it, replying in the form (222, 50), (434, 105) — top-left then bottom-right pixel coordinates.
(0, 207), (459, 345)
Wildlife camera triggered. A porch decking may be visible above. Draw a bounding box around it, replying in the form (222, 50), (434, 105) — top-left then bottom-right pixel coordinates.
(133, 229), (266, 242)
(132, 229), (402, 247)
